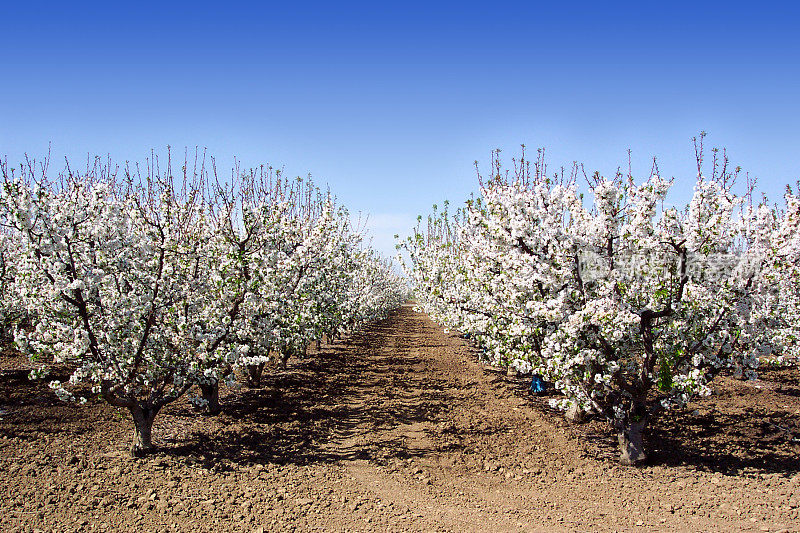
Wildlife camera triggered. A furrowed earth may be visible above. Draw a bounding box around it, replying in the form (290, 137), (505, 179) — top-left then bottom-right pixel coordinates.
(1, 304), (799, 532)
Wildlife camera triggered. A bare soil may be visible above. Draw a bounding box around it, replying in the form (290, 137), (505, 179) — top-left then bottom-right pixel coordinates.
(1, 304), (799, 532)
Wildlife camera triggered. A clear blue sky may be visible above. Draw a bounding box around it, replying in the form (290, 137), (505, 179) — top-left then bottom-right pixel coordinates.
(2, 1), (799, 260)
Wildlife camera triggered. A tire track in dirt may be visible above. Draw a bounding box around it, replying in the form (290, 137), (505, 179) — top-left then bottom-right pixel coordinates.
(325, 305), (607, 531)
(320, 303), (552, 531)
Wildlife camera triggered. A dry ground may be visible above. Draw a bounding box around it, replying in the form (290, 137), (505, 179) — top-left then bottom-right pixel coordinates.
(1, 304), (799, 532)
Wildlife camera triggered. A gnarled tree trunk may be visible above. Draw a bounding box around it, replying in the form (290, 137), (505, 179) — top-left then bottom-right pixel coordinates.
(199, 381), (221, 415)
(617, 418), (647, 465)
(247, 363), (265, 388)
(129, 405), (160, 457)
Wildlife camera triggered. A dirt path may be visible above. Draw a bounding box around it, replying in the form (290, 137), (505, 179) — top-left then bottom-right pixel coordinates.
(1, 304), (799, 532)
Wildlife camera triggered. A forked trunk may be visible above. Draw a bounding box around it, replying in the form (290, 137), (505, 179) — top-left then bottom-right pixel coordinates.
(617, 419), (647, 466)
(199, 381), (221, 415)
(129, 405), (160, 457)
(247, 363), (265, 388)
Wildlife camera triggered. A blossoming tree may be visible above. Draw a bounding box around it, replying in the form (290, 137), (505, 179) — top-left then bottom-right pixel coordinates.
(751, 189), (800, 366)
(0, 229), (23, 335)
(1, 153), (406, 455)
(1, 166), (212, 456)
(403, 141), (776, 465)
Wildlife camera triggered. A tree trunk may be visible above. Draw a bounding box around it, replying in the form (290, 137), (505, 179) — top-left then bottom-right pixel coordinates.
(565, 403), (587, 423)
(247, 363), (265, 388)
(279, 350), (291, 369)
(129, 405), (160, 457)
(315, 339), (321, 351)
(617, 419), (647, 466)
(199, 381), (221, 415)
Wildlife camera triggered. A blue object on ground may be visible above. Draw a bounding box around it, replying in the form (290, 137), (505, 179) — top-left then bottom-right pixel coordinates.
(530, 374), (547, 393)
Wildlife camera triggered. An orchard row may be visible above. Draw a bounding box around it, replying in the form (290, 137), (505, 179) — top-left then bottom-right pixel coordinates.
(399, 138), (799, 465)
(0, 152), (407, 455)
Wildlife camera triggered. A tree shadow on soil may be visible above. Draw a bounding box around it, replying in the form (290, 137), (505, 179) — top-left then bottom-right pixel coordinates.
(162, 311), (462, 469)
(0, 368), (93, 441)
(505, 369), (800, 476)
(646, 410), (800, 476)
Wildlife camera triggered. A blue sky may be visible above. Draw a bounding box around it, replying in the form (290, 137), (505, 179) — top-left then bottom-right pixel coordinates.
(2, 1), (799, 260)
